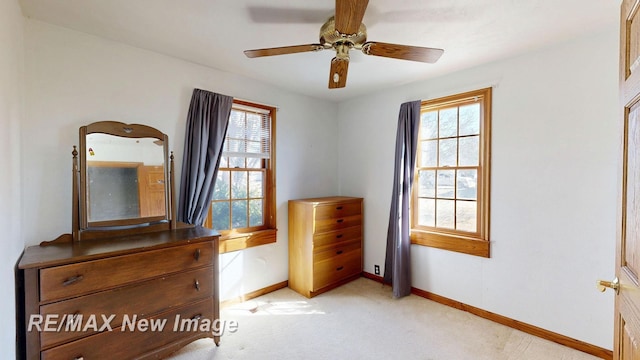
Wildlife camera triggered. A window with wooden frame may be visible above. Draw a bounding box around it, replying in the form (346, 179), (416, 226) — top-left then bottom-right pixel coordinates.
(411, 87), (491, 257)
(204, 100), (276, 253)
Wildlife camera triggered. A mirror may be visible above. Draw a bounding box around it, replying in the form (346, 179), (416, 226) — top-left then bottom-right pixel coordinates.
(79, 121), (172, 230)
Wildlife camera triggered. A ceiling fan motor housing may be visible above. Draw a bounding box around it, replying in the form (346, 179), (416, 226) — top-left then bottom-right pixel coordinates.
(320, 16), (367, 59)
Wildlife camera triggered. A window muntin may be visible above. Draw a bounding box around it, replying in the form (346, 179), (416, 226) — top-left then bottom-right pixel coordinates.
(412, 88), (491, 257)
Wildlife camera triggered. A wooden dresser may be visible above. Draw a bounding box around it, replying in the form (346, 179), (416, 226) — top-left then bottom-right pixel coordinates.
(288, 196), (363, 298)
(17, 226), (219, 359)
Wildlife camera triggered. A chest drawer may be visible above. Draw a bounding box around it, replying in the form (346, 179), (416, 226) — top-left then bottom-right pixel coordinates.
(313, 239), (361, 262)
(40, 241), (213, 303)
(39, 266), (213, 349)
(313, 214), (362, 234)
(313, 249), (361, 291)
(41, 298), (214, 360)
(313, 226), (362, 250)
(314, 201), (362, 220)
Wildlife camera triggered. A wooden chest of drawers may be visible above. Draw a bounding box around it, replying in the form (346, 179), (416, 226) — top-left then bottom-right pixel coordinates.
(17, 226), (219, 359)
(288, 196), (363, 298)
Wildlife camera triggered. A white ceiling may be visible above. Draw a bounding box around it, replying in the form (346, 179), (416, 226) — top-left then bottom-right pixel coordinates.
(19, 0), (619, 102)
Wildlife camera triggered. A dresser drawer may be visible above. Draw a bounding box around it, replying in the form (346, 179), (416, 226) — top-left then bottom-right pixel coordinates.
(312, 249), (361, 291)
(40, 266), (213, 349)
(40, 241), (213, 303)
(313, 240), (361, 262)
(313, 226), (362, 250)
(314, 201), (361, 220)
(41, 298), (214, 360)
(313, 214), (362, 234)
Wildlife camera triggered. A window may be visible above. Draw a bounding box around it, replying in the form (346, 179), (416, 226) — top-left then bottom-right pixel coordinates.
(204, 100), (276, 253)
(411, 88), (491, 257)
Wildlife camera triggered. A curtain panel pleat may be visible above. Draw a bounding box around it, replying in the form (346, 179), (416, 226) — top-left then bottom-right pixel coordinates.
(383, 100), (421, 298)
(177, 88), (233, 226)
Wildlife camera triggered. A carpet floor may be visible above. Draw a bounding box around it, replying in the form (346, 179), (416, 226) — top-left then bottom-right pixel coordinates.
(168, 277), (601, 360)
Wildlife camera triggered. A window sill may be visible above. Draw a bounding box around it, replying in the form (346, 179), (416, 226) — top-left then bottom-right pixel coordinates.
(219, 228), (277, 254)
(410, 230), (490, 258)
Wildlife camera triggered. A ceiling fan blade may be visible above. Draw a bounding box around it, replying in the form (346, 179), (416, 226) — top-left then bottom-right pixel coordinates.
(247, 6), (331, 24)
(244, 44), (325, 58)
(335, 0), (369, 35)
(328, 58), (349, 89)
(362, 42), (444, 63)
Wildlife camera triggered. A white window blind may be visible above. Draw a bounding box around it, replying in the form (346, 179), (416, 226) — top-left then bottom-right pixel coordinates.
(223, 105), (271, 159)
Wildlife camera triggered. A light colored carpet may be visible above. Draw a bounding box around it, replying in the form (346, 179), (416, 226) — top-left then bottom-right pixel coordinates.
(168, 278), (601, 360)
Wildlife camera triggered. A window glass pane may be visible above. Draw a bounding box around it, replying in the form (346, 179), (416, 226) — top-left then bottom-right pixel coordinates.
(436, 199), (455, 229)
(249, 199), (264, 226)
(457, 170), (477, 200)
(456, 200), (477, 232)
(418, 170), (435, 197)
(212, 171), (230, 200)
(210, 201), (230, 231)
(246, 157), (262, 169)
(418, 198), (435, 227)
(231, 200), (248, 228)
(219, 156), (228, 168)
(437, 170), (455, 198)
(246, 114), (262, 141)
(249, 171), (264, 198)
(229, 157), (245, 168)
(228, 111), (245, 138)
(459, 136), (479, 166)
(459, 103), (480, 136)
(421, 111), (438, 139)
(231, 171), (247, 199)
(228, 139), (245, 153)
(246, 140), (261, 154)
(439, 138), (457, 166)
(420, 140), (437, 167)
(439, 108), (458, 138)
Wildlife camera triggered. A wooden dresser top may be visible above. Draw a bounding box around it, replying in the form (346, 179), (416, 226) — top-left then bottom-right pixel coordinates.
(19, 226), (219, 269)
(288, 196), (362, 205)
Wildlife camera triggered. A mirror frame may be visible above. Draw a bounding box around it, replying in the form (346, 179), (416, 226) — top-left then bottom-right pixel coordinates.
(74, 121), (176, 240)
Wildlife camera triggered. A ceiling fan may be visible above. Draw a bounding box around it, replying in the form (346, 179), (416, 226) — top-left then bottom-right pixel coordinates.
(243, 0), (444, 89)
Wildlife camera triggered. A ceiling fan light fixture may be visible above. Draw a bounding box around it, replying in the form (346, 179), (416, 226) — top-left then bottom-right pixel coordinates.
(334, 42), (351, 60)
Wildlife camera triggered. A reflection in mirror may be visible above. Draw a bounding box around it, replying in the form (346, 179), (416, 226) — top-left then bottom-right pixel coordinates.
(84, 133), (167, 225)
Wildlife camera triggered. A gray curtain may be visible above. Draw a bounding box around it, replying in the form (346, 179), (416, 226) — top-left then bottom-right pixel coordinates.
(383, 100), (421, 298)
(178, 88), (233, 225)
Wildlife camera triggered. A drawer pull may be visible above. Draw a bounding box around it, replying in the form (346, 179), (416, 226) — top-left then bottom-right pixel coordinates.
(336, 219), (344, 223)
(74, 356), (84, 360)
(336, 234), (343, 239)
(336, 266), (344, 271)
(194, 249), (201, 261)
(63, 275), (84, 286)
(194, 280), (200, 291)
(336, 206), (343, 210)
(336, 250), (343, 255)
(191, 313), (202, 321)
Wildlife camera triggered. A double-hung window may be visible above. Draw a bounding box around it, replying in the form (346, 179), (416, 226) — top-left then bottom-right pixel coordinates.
(411, 88), (491, 257)
(205, 100), (276, 253)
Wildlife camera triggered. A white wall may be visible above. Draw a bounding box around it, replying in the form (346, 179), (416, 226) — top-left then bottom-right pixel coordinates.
(23, 20), (340, 301)
(337, 28), (619, 349)
(0, 0), (24, 358)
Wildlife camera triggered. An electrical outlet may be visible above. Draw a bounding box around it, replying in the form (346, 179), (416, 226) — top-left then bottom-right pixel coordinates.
(374, 265), (380, 275)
